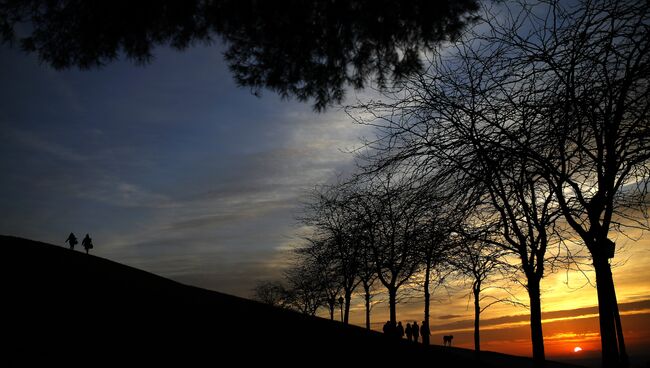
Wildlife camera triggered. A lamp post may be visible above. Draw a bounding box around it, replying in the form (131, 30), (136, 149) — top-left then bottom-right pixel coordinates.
(338, 296), (344, 322)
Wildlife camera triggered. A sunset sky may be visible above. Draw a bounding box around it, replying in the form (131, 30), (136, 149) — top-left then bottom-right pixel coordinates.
(2, 33), (649, 364)
(354, 236), (650, 362)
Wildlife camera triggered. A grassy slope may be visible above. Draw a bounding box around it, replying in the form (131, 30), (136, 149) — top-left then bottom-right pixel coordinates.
(2, 235), (583, 367)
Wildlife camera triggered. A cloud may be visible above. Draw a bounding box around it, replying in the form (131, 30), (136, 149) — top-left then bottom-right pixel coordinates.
(164, 198), (294, 231)
(4, 126), (87, 162)
(438, 314), (465, 320)
(75, 177), (177, 209)
(429, 299), (650, 333)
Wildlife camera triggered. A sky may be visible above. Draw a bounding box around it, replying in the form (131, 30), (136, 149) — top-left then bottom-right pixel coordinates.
(355, 234), (650, 363)
(2, 35), (649, 365)
(0, 42), (369, 295)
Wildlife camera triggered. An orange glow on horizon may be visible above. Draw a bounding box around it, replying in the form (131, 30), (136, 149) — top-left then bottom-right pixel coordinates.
(340, 232), (650, 361)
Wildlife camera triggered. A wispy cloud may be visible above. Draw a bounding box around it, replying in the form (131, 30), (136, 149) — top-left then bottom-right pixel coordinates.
(438, 314), (465, 320)
(76, 177), (177, 209)
(4, 126), (88, 162)
(428, 299), (650, 333)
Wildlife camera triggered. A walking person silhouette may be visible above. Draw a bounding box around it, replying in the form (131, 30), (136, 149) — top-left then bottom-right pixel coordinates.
(81, 234), (93, 254)
(412, 321), (420, 343)
(65, 232), (78, 250)
(405, 323), (413, 342)
(421, 321), (430, 345)
(397, 321), (404, 339)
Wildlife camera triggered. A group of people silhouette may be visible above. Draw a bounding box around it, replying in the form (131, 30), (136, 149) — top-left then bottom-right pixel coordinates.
(383, 320), (453, 346)
(65, 232), (93, 254)
(382, 320), (432, 345)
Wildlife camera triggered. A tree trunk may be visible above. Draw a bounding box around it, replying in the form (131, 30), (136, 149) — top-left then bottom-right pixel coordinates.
(364, 282), (371, 330)
(612, 283), (629, 368)
(593, 255), (622, 368)
(388, 286), (397, 326)
(473, 286), (481, 354)
(423, 261), (431, 345)
(344, 291), (352, 325)
(528, 277), (545, 366)
(328, 302), (335, 321)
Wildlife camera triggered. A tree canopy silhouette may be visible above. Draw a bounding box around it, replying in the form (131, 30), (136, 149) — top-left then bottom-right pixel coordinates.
(0, 0), (479, 110)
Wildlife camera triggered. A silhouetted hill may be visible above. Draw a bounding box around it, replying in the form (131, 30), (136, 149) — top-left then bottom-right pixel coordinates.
(3, 236), (583, 367)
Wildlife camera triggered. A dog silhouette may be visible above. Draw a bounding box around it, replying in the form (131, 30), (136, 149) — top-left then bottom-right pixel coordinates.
(443, 335), (453, 346)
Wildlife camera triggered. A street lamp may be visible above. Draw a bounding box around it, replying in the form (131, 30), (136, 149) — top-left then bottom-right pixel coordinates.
(338, 296), (344, 322)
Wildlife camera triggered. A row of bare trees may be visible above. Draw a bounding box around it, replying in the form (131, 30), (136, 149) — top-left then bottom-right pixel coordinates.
(255, 171), (512, 353)
(256, 1), (648, 367)
(348, 1), (648, 366)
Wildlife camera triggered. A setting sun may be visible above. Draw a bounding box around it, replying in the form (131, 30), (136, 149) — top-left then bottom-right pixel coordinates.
(573, 347), (583, 353)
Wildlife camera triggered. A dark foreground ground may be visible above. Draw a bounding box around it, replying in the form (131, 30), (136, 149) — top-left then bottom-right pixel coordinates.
(3, 235), (585, 367)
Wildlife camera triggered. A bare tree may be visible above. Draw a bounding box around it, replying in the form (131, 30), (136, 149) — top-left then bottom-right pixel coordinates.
(448, 229), (516, 355)
(253, 280), (292, 309)
(295, 238), (343, 320)
(412, 180), (462, 346)
(284, 263), (325, 316)
(480, 158), (563, 364)
(350, 173), (423, 332)
(301, 184), (364, 324)
(357, 251), (379, 331)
